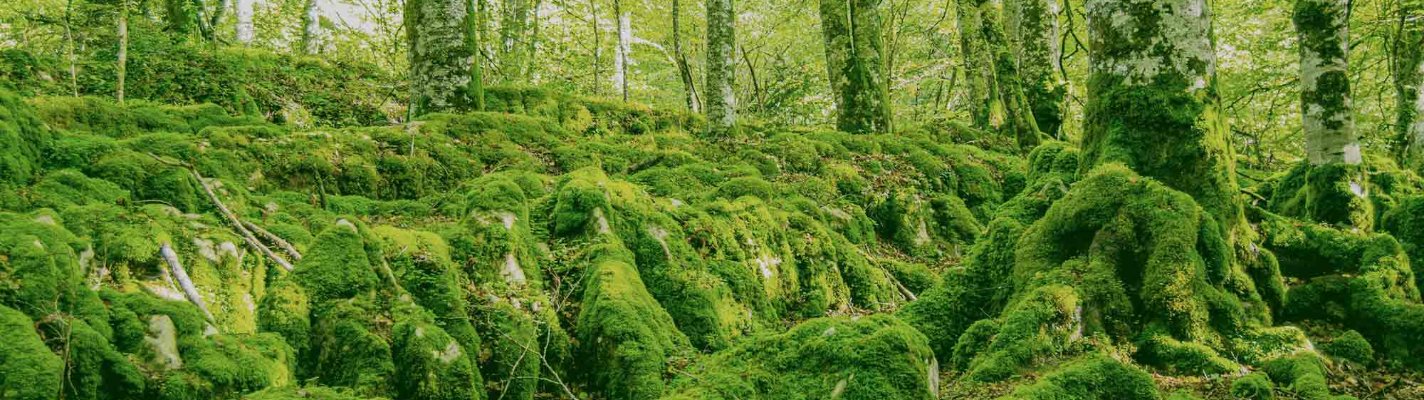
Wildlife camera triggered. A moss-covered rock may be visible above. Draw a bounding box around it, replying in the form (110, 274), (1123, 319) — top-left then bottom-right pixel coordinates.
(665, 315), (937, 400)
(0, 304), (65, 400)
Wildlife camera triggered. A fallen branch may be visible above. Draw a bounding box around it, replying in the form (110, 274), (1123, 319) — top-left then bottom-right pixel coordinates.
(146, 153), (294, 271)
(242, 221), (303, 262)
(161, 243), (217, 323)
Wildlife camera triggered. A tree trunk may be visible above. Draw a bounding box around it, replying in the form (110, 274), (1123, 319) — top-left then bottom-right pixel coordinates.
(65, 0), (78, 97)
(673, 0), (699, 112)
(818, 0), (892, 134)
(117, 0), (128, 104)
(1396, 0), (1424, 168)
(500, 0), (533, 83)
(614, 0), (631, 101)
(1083, 0), (1243, 226)
(406, 0), (484, 116)
(980, 0), (1040, 149)
(957, 0), (996, 129)
(705, 0), (737, 135)
(1008, 0), (1065, 138)
(235, 0), (254, 45)
(301, 0), (321, 54)
(589, 0), (601, 95)
(1295, 0), (1360, 165)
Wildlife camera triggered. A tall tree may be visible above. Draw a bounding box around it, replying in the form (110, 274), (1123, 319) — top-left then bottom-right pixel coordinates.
(302, 0), (321, 54)
(1083, 0), (1242, 227)
(1396, 0), (1424, 168)
(1295, 0), (1360, 165)
(613, 0), (631, 101)
(406, 0), (485, 116)
(706, 0), (736, 135)
(959, 0), (1039, 148)
(235, 0), (254, 45)
(117, 0), (128, 104)
(501, 0), (533, 82)
(1007, 0), (1065, 138)
(818, 0), (892, 134)
(673, 0), (699, 112)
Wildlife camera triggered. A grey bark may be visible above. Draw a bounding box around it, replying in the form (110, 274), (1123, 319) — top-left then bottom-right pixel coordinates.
(407, 0), (485, 115)
(1295, 0), (1361, 165)
(301, 0), (321, 54)
(235, 0), (254, 44)
(614, 0), (631, 101)
(118, 1), (128, 104)
(706, 0), (737, 135)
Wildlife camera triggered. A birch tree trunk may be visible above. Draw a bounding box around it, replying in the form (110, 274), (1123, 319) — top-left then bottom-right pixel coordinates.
(117, 0), (129, 104)
(705, 0), (737, 135)
(1083, 0), (1243, 226)
(614, 0), (631, 101)
(501, 0), (533, 83)
(1396, 0), (1424, 168)
(406, 0), (484, 116)
(301, 0), (321, 54)
(1008, 0), (1065, 138)
(1295, 0), (1360, 166)
(818, 0), (892, 134)
(235, 0), (254, 45)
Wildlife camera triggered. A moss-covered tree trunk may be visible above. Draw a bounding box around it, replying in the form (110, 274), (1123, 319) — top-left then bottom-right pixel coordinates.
(1295, 0), (1360, 166)
(818, 0), (893, 134)
(1008, 0), (1065, 138)
(1083, 0), (1242, 228)
(958, 0), (995, 129)
(406, 0), (484, 116)
(959, 0), (1040, 149)
(673, 0), (699, 112)
(500, 0), (533, 83)
(613, 0), (631, 101)
(1397, 0), (1424, 169)
(705, 0), (736, 136)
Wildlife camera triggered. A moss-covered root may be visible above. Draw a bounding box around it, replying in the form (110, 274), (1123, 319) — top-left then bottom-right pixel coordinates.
(1267, 162), (1373, 230)
(391, 308), (486, 400)
(574, 243), (691, 400)
(1007, 165), (1270, 367)
(664, 314), (937, 400)
(1000, 355), (1161, 400)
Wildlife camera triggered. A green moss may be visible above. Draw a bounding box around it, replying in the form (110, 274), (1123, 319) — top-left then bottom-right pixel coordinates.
(1268, 162), (1374, 230)
(1381, 195), (1424, 288)
(666, 315), (936, 400)
(1230, 372), (1275, 400)
(0, 88), (50, 189)
(964, 285), (1083, 381)
(1261, 353), (1348, 400)
(391, 309), (485, 400)
(1321, 330), (1373, 366)
(575, 243), (690, 400)
(244, 385), (379, 400)
(0, 304), (64, 400)
(1001, 355), (1160, 400)
(294, 221), (380, 302)
(310, 297), (393, 397)
(257, 279), (312, 371)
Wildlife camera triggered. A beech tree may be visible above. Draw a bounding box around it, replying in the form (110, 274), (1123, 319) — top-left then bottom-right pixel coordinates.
(406, 0), (484, 116)
(705, 0), (736, 135)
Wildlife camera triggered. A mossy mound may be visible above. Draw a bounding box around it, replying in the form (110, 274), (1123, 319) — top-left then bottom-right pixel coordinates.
(665, 314), (937, 400)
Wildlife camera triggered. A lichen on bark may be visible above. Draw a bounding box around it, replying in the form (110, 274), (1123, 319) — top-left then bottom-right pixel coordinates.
(406, 0), (485, 116)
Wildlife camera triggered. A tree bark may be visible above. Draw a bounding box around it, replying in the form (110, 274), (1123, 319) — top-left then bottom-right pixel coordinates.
(706, 0), (737, 135)
(1083, 0), (1243, 226)
(1295, 0), (1360, 165)
(501, 0), (533, 83)
(614, 0), (631, 101)
(301, 0), (321, 54)
(406, 0), (484, 116)
(235, 0), (254, 45)
(957, 0), (995, 129)
(161, 243), (216, 323)
(117, 0), (128, 104)
(818, 0), (893, 134)
(1396, 0), (1424, 168)
(1008, 0), (1065, 138)
(673, 0), (699, 112)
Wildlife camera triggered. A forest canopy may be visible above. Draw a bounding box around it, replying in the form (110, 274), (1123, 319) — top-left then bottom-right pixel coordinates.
(2, 0), (1424, 399)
